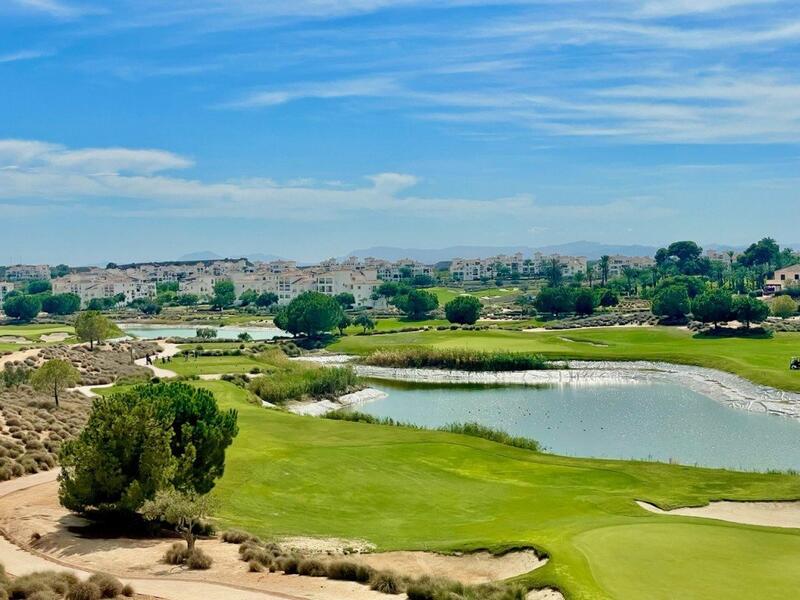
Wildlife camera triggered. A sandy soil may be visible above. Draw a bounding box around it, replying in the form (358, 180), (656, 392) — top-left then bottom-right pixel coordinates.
(0, 347), (40, 367)
(40, 332), (71, 342)
(0, 336), (28, 343)
(637, 500), (800, 528)
(0, 478), (551, 600)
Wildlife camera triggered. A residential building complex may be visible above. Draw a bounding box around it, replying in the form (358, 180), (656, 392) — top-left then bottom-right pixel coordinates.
(52, 270), (156, 307)
(4, 264), (50, 282)
(605, 255), (657, 279)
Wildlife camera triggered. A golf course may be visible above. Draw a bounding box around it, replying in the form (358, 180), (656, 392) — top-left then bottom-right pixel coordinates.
(201, 380), (800, 600)
(331, 326), (800, 392)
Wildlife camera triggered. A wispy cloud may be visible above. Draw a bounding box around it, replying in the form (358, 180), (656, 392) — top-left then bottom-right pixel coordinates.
(0, 49), (52, 63)
(11, 0), (86, 18)
(0, 138), (671, 222)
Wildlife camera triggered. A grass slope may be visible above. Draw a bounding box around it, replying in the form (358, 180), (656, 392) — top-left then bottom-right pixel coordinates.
(331, 326), (800, 392)
(201, 380), (800, 600)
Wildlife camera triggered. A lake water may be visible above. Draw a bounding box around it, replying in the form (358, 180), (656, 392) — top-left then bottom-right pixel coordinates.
(353, 380), (800, 472)
(117, 324), (286, 341)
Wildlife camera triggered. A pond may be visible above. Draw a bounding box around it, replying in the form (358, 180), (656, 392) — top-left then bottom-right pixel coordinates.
(351, 379), (800, 472)
(117, 323), (286, 341)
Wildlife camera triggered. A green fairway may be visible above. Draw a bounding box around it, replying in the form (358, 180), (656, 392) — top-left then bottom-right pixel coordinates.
(198, 380), (800, 600)
(0, 324), (75, 352)
(331, 326), (800, 392)
(167, 354), (270, 376)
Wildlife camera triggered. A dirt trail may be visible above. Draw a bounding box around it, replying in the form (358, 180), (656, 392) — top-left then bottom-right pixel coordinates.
(135, 342), (180, 378)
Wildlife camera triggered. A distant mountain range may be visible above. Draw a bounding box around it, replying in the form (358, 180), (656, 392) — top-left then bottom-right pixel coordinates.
(345, 242), (660, 262)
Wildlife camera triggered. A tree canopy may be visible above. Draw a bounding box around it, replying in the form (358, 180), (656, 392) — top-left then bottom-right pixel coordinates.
(31, 359), (80, 407)
(692, 289), (734, 328)
(391, 289), (439, 320)
(74, 310), (114, 349)
(534, 287), (575, 317)
(732, 295), (769, 328)
(42, 293), (81, 315)
(2, 294), (41, 322)
(273, 291), (344, 337)
(211, 280), (236, 310)
(59, 382), (238, 515)
(651, 285), (690, 320)
(444, 295), (482, 324)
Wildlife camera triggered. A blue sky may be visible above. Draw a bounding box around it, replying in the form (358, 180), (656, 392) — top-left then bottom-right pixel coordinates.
(1, 0), (799, 264)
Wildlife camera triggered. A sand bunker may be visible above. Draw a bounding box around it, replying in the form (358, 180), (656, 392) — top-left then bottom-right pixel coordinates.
(355, 549), (544, 585)
(0, 336), (28, 344)
(0, 480), (552, 600)
(40, 332), (70, 342)
(637, 500), (800, 529)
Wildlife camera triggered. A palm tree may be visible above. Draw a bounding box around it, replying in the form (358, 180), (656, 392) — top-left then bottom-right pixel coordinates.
(599, 255), (610, 286)
(586, 264), (595, 288)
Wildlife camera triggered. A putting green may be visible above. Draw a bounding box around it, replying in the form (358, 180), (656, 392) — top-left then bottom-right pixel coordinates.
(199, 380), (800, 600)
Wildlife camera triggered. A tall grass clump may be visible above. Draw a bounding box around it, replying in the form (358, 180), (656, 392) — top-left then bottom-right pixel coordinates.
(440, 422), (542, 452)
(249, 366), (359, 405)
(363, 348), (551, 371)
(324, 413), (541, 452)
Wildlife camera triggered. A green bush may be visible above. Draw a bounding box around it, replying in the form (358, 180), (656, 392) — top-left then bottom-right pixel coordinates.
(66, 582), (101, 600)
(297, 558), (328, 577)
(249, 366), (358, 405)
(222, 529), (256, 544)
(326, 560), (374, 583)
(363, 348), (550, 371)
(164, 542), (190, 565)
(186, 548), (213, 570)
(369, 570), (403, 594)
(86, 573), (122, 598)
(440, 422), (542, 452)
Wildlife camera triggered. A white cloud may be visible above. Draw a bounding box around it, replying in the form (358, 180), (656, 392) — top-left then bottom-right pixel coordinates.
(0, 140), (193, 174)
(224, 77), (398, 108)
(11, 0), (85, 18)
(0, 138), (671, 222)
(0, 49), (52, 63)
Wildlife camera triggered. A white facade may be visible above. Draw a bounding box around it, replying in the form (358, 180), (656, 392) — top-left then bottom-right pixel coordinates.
(605, 255), (656, 279)
(450, 252), (587, 281)
(5, 264), (50, 282)
(52, 271), (155, 307)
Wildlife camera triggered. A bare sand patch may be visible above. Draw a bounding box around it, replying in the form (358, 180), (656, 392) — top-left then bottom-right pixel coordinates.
(0, 336), (28, 343)
(355, 549), (544, 585)
(40, 332), (70, 342)
(0, 480), (549, 599)
(637, 500), (800, 529)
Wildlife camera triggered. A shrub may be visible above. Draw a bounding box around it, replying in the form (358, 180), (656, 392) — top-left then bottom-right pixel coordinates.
(363, 348), (550, 372)
(121, 584), (134, 597)
(249, 366), (358, 405)
(326, 560), (374, 583)
(248, 559), (264, 572)
(297, 558), (328, 577)
(27, 591), (60, 600)
(222, 529), (256, 544)
(164, 542), (190, 565)
(186, 548), (213, 570)
(369, 570), (402, 594)
(87, 573), (123, 598)
(771, 295), (798, 318)
(66, 582), (102, 600)
(276, 555), (299, 574)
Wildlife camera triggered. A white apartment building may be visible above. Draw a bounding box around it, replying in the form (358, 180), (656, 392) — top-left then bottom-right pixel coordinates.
(5, 264), (50, 282)
(52, 271), (155, 307)
(450, 253), (527, 281)
(450, 253), (586, 281)
(313, 269), (381, 306)
(705, 249), (740, 266)
(122, 258), (252, 283)
(605, 255), (656, 279)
